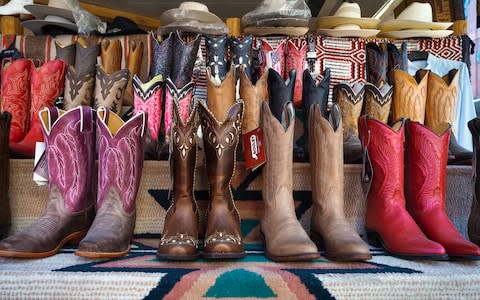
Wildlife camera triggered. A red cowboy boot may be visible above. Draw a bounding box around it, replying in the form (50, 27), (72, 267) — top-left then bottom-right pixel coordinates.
(358, 116), (447, 259)
(10, 59), (66, 157)
(405, 121), (480, 259)
(259, 39), (286, 79)
(285, 39), (307, 108)
(1, 58), (33, 143)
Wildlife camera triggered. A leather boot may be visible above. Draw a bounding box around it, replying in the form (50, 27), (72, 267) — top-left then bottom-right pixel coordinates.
(10, 59), (66, 158)
(124, 40), (144, 106)
(200, 101), (245, 259)
(366, 42), (387, 88)
(205, 34), (229, 83)
(358, 115), (447, 259)
(163, 78), (195, 143)
(334, 82), (364, 163)
(76, 108), (146, 258)
(93, 67), (130, 114)
(170, 32), (200, 89)
(1, 58), (32, 143)
(261, 100), (319, 261)
(62, 66), (95, 110)
(0, 112), (11, 239)
(386, 42), (407, 86)
(268, 68), (296, 122)
(133, 74), (163, 158)
(231, 35), (253, 81)
(309, 102), (371, 261)
(100, 39), (122, 74)
(207, 67), (236, 122)
(157, 98), (200, 260)
(391, 69), (428, 123)
(259, 39), (286, 79)
(75, 37), (99, 76)
(425, 70), (472, 163)
(285, 39), (307, 108)
(0, 106), (96, 258)
(468, 118), (480, 246)
(150, 32), (173, 80)
(55, 40), (75, 66)
(239, 65), (268, 135)
(405, 121), (480, 258)
(363, 82), (393, 124)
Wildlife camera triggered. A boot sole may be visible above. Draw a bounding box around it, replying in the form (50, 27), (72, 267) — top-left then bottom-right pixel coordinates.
(0, 231), (86, 259)
(202, 251), (246, 260)
(75, 246), (131, 259)
(266, 251), (321, 262)
(310, 231), (372, 262)
(367, 230), (449, 261)
(447, 254), (480, 261)
(156, 252), (200, 261)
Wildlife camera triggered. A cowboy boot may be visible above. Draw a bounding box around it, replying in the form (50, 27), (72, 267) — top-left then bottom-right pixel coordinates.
(239, 65), (268, 135)
(468, 118), (480, 246)
(150, 32), (173, 80)
(285, 39), (307, 108)
(1, 58), (32, 143)
(205, 34), (229, 83)
(100, 39), (122, 74)
(157, 98), (200, 260)
(309, 102), (371, 261)
(363, 82), (393, 124)
(386, 42), (407, 86)
(425, 69), (471, 163)
(261, 100), (319, 261)
(391, 69), (428, 123)
(366, 42), (387, 88)
(10, 59), (66, 158)
(0, 112), (11, 239)
(405, 121), (480, 258)
(268, 68), (296, 122)
(0, 106), (96, 258)
(163, 78), (195, 143)
(207, 67), (236, 122)
(133, 74), (163, 158)
(200, 101), (245, 259)
(231, 35), (253, 81)
(75, 37), (99, 76)
(93, 67), (130, 114)
(170, 32), (200, 89)
(259, 39), (286, 79)
(124, 40), (144, 106)
(358, 115), (447, 259)
(62, 66), (95, 110)
(334, 82), (364, 163)
(76, 108), (146, 258)
(55, 40), (75, 66)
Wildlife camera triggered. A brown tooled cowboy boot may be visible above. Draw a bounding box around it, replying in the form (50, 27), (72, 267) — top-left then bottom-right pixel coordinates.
(124, 40), (144, 106)
(157, 98), (200, 260)
(239, 65), (268, 135)
(309, 102), (371, 261)
(391, 69), (428, 123)
(0, 112), (11, 239)
(100, 39), (122, 74)
(334, 82), (364, 163)
(261, 100), (320, 261)
(207, 66), (236, 122)
(76, 108), (146, 259)
(363, 82), (393, 124)
(0, 106), (96, 258)
(200, 101), (245, 259)
(93, 67), (130, 114)
(386, 42), (407, 86)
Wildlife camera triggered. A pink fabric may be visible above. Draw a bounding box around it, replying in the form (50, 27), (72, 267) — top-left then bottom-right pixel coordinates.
(163, 79), (195, 139)
(133, 77), (163, 142)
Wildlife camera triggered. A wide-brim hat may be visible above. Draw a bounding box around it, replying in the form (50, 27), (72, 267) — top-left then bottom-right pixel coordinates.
(24, 0), (76, 23)
(379, 2), (452, 32)
(317, 28), (380, 38)
(22, 15), (78, 34)
(317, 2), (380, 29)
(377, 29), (453, 39)
(160, 1), (224, 26)
(243, 26), (309, 37)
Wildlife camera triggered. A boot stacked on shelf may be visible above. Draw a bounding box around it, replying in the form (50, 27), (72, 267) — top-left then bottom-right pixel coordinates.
(468, 119), (480, 246)
(0, 112), (11, 239)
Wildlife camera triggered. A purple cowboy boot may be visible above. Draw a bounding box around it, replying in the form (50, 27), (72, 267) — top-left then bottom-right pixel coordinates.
(76, 108), (146, 258)
(0, 106), (96, 258)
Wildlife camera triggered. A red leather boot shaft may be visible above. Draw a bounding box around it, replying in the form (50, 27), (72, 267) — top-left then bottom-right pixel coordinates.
(259, 39), (286, 79)
(285, 40), (307, 108)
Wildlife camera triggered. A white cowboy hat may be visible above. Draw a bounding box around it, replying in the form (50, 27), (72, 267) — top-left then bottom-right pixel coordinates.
(377, 29), (453, 39)
(317, 27), (380, 38)
(379, 2), (452, 32)
(160, 1), (223, 26)
(24, 0), (77, 22)
(317, 2), (380, 30)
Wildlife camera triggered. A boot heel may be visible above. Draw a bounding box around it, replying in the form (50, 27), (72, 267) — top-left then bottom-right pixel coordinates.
(66, 231), (87, 246)
(366, 230), (383, 248)
(310, 230), (325, 250)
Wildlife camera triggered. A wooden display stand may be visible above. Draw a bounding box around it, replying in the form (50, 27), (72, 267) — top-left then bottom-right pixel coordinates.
(0, 15), (23, 35)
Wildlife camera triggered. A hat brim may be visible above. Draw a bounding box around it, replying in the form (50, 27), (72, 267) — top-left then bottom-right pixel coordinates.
(317, 28), (380, 38)
(160, 8), (223, 26)
(22, 19), (78, 35)
(160, 22), (228, 35)
(317, 16), (380, 29)
(379, 19), (453, 31)
(377, 29), (453, 39)
(24, 4), (75, 22)
(243, 26), (309, 36)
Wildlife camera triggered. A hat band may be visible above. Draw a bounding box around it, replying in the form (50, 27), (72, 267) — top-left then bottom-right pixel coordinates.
(334, 23), (361, 30)
(44, 15), (76, 25)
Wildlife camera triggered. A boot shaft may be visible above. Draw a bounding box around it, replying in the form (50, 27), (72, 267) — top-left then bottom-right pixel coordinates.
(133, 74), (163, 143)
(205, 34), (229, 82)
(392, 69), (428, 123)
(0, 111), (10, 192)
(334, 82), (364, 136)
(55, 40), (75, 66)
(100, 39), (122, 74)
(259, 39), (286, 79)
(239, 65), (267, 134)
(386, 42), (407, 86)
(171, 32), (200, 89)
(268, 68), (295, 123)
(63, 66), (95, 110)
(94, 67), (130, 114)
(285, 40), (307, 108)
(363, 82), (393, 124)
(366, 42), (387, 88)
(303, 68), (330, 124)
(164, 78), (195, 140)
(206, 67), (236, 122)
(74, 38), (99, 76)
(425, 70), (459, 132)
(231, 35), (253, 81)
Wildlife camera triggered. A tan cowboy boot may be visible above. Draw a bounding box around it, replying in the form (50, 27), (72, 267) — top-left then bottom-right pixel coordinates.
(391, 69), (428, 123)
(206, 66), (236, 122)
(261, 100), (319, 261)
(63, 66), (96, 110)
(309, 103), (371, 261)
(93, 67), (130, 114)
(124, 40), (144, 106)
(363, 82), (393, 124)
(101, 39), (122, 74)
(239, 65), (268, 135)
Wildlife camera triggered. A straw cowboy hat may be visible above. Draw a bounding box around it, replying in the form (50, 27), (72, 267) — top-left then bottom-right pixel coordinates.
(22, 0), (78, 34)
(316, 2), (380, 37)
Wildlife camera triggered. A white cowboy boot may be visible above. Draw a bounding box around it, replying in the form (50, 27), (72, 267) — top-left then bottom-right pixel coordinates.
(0, 0), (33, 16)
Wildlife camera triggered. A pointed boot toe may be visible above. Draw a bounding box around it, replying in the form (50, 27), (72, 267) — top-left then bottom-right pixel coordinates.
(157, 242), (199, 261)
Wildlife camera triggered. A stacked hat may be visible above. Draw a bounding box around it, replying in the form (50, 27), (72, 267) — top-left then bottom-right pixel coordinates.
(316, 2), (380, 38)
(378, 2), (453, 39)
(22, 0), (79, 34)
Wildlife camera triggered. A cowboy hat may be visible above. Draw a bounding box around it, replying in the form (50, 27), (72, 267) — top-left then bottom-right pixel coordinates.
(317, 27), (380, 38)
(24, 0), (76, 22)
(379, 2), (452, 32)
(317, 2), (380, 30)
(22, 15), (77, 34)
(377, 29), (453, 39)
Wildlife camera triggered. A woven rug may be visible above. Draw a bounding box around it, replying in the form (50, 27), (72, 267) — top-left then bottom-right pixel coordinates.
(1, 236), (480, 299)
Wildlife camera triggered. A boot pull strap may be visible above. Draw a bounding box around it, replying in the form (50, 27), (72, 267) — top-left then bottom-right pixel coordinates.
(360, 116), (373, 194)
(80, 106), (94, 133)
(48, 106), (59, 126)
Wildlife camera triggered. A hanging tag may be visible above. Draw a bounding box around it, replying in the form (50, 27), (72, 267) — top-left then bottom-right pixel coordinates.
(243, 127), (267, 171)
(33, 142), (48, 186)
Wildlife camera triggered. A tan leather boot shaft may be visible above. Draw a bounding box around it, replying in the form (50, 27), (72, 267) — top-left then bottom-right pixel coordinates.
(206, 67), (236, 122)
(124, 40), (144, 106)
(392, 69), (428, 123)
(239, 66), (268, 134)
(363, 83), (393, 124)
(309, 104), (371, 261)
(425, 70), (459, 132)
(101, 39), (122, 74)
(94, 67), (130, 114)
(261, 101), (319, 261)
(335, 83), (364, 137)
(63, 66), (95, 110)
